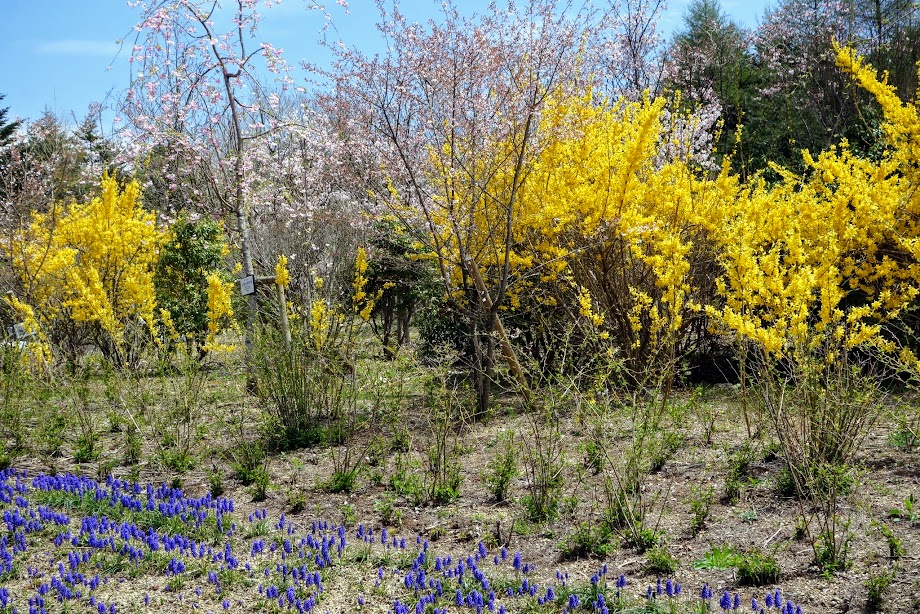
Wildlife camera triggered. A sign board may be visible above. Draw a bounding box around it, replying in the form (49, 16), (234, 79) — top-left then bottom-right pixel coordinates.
(239, 275), (256, 296)
(13, 323), (27, 340)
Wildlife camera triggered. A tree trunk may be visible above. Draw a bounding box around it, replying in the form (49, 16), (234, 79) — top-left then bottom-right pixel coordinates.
(463, 256), (532, 408)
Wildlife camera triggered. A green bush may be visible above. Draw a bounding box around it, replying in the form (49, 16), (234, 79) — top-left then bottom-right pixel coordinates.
(865, 568), (895, 611)
(253, 327), (351, 450)
(644, 545), (678, 575)
(735, 549), (780, 586)
(561, 521), (615, 560)
(484, 431), (518, 503)
(153, 216), (229, 351)
(694, 544), (739, 570)
(688, 485), (715, 535)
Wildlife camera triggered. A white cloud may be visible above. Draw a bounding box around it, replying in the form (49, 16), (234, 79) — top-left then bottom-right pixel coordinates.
(36, 39), (119, 57)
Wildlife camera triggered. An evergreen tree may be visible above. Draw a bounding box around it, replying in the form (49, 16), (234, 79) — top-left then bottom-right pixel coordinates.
(0, 94), (21, 147)
(665, 0), (760, 175)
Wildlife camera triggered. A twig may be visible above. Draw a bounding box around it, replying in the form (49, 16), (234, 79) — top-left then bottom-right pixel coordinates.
(763, 527), (782, 548)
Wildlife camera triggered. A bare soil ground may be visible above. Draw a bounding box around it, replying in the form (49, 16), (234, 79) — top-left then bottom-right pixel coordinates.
(3, 369), (919, 613)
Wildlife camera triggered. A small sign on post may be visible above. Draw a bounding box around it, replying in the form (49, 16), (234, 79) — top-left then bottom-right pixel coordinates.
(239, 275), (256, 296)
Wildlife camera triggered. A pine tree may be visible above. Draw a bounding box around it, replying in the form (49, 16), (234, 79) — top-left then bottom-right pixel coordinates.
(0, 94), (21, 146)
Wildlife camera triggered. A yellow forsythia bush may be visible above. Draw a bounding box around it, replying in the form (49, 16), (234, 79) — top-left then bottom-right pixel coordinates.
(517, 91), (737, 377)
(708, 45), (920, 363)
(3, 173), (162, 365)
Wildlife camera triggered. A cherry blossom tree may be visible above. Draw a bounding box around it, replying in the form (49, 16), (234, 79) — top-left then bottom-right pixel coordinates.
(747, 0), (881, 172)
(121, 0), (344, 350)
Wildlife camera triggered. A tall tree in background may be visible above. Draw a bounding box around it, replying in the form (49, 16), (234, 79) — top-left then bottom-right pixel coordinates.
(0, 112), (98, 228)
(852, 0), (920, 101)
(0, 95), (20, 147)
(604, 0), (669, 98)
(123, 0), (316, 354)
(749, 0), (880, 174)
(664, 0), (757, 173)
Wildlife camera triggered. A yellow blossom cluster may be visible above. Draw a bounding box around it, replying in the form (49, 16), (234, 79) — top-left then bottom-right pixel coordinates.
(516, 91), (734, 371)
(203, 273), (236, 353)
(274, 254), (291, 289)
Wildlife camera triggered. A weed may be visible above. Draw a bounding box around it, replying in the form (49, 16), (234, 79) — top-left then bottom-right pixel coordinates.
(207, 465), (225, 497)
(813, 524), (851, 574)
(775, 465), (797, 498)
(735, 549), (780, 586)
(484, 431), (518, 503)
(724, 444), (755, 503)
(325, 469), (358, 493)
(864, 568), (895, 611)
(73, 435), (101, 463)
(121, 424), (142, 466)
(231, 439), (266, 486)
(37, 403), (68, 459)
(286, 489), (307, 514)
(390, 453), (426, 507)
(693, 544), (739, 570)
(887, 493), (918, 521)
(249, 466), (271, 502)
(340, 502), (356, 526)
(374, 493), (403, 527)
(648, 431), (683, 473)
(740, 508), (759, 523)
(888, 425), (920, 451)
(888, 403), (919, 452)
(688, 485), (714, 536)
(644, 545), (678, 575)
(873, 522), (905, 559)
(0, 344), (28, 453)
(560, 521), (614, 561)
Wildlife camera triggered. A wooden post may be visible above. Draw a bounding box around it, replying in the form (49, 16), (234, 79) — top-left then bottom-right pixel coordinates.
(254, 275), (290, 350)
(276, 283), (291, 350)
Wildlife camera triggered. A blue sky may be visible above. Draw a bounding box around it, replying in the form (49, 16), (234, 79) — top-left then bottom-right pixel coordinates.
(1, 0), (772, 127)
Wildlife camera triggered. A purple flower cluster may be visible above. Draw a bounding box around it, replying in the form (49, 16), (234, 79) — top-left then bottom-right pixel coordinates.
(752, 588), (804, 614)
(0, 467), (812, 614)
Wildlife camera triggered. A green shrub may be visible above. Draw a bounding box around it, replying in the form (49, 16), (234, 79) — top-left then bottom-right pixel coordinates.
(249, 466), (270, 502)
(374, 492), (403, 527)
(724, 444), (755, 503)
(207, 466), (225, 497)
(694, 544), (739, 570)
(644, 545), (678, 575)
(153, 216), (229, 351)
(735, 549), (780, 586)
(813, 526), (851, 575)
(865, 568), (895, 611)
(390, 454), (426, 507)
(324, 469), (358, 494)
(231, 440), (266, 486)
(484, 431), (518, 503)
(560, 521), (614, 561)
(253, 329), (344, 450)
(688, 485), (715, 535)
(875, 522), (905, 559)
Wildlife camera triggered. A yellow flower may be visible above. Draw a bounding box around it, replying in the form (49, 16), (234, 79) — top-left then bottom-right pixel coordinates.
(275, 254), (291, 288)
(203, 273), (236, 353)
